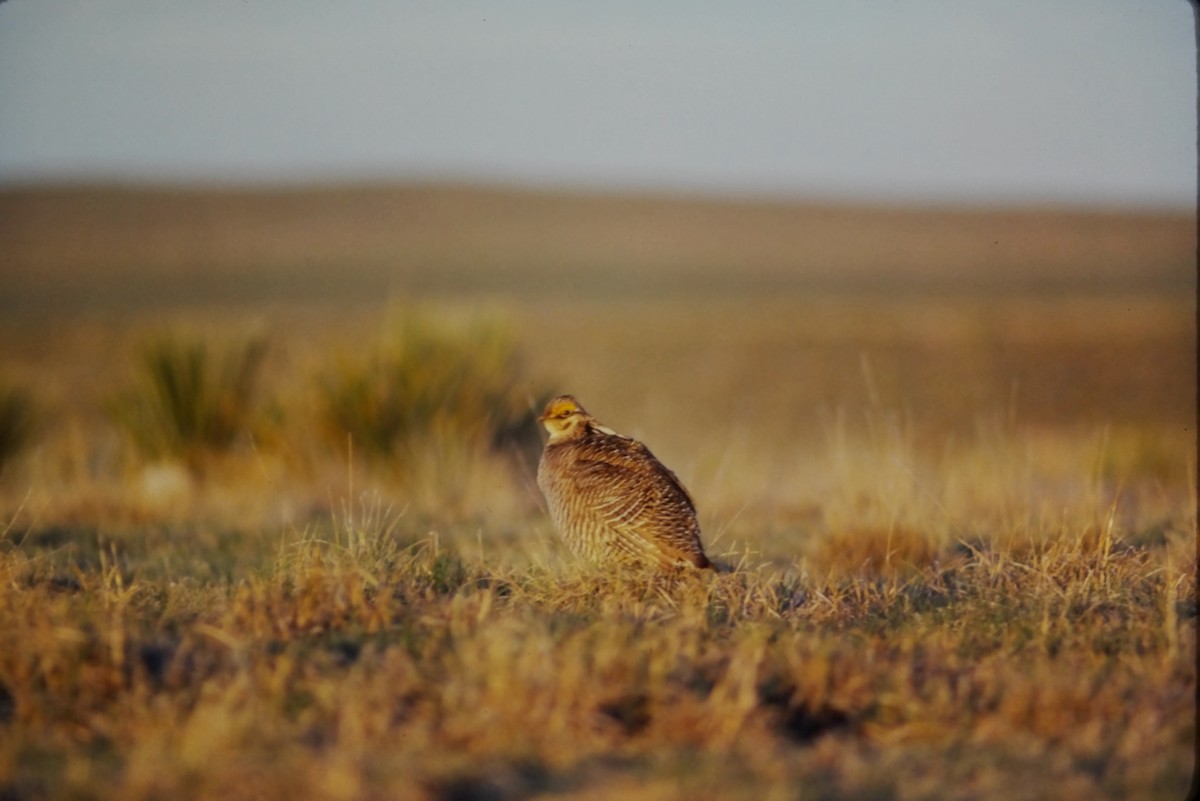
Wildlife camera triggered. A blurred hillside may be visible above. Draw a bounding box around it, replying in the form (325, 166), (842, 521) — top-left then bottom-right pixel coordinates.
(0, 184), (1193, 316)
(0, 183), (1192, 464)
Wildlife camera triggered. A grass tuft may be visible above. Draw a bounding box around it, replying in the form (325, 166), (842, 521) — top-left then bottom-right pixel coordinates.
(317, 315), (548, 469)
(109, 333), (267, 467)
(0, 378), (38, 474)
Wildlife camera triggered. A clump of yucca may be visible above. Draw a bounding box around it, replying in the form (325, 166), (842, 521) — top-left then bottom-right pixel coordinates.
(317, 316), (546, 468)
(109, 333), (268, 466)
(0, 378), (38, 473)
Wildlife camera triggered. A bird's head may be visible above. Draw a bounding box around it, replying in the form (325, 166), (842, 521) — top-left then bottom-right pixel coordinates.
(538, 395), (590, 442)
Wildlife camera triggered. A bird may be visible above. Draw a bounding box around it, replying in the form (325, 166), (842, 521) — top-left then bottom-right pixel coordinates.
(536, 394), (712, 570)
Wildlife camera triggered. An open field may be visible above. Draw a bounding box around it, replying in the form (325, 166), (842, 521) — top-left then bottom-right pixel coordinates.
(0, 184), (1196, 800)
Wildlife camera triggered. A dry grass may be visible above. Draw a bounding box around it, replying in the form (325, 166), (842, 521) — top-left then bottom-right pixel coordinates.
(0, 184), (1194, 800)
(0, 492), (1193, 801)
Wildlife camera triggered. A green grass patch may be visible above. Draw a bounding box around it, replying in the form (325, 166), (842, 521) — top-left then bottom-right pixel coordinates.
(109, 333), (268, 468)
(317, 314), (548, 468)
(0, 378), (38, 474)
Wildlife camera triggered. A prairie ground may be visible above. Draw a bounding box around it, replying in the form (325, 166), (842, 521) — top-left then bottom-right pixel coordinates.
(0, 184), (1195, 800)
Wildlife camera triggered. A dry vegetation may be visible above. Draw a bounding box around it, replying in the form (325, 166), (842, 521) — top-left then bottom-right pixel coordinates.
(0, 184), (1195, 800)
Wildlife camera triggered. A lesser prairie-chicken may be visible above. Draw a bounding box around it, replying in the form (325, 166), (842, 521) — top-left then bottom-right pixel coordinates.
(536, 395), (712, 570)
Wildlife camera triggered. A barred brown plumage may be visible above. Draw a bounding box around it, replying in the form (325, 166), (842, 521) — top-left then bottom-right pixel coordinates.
(536, 395), (712, 570)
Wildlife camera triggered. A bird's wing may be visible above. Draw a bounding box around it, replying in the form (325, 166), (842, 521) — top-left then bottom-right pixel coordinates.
(586, 436), (697, 511)
(571, 448), (705, 565)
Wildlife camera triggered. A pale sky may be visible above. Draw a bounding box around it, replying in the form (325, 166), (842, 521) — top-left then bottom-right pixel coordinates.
(0, 1), (1194, 207)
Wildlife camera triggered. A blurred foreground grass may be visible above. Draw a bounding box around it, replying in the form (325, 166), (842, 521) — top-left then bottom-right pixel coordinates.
(0, 184), (1194, 800)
